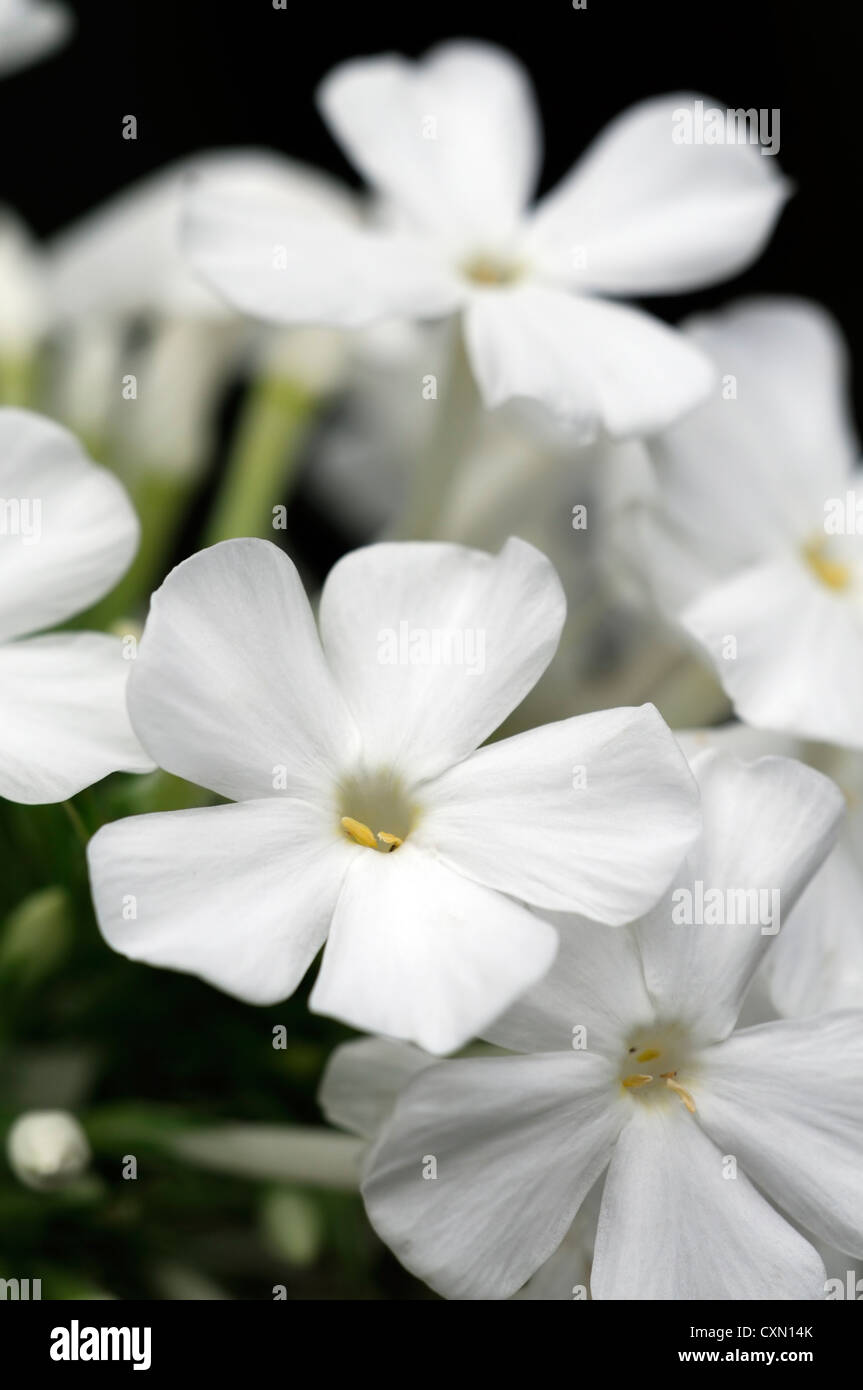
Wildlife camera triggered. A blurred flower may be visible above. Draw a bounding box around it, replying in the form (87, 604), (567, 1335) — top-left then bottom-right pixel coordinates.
(7, 1109), (91, 1191)
(0, 0), (71, 79)
(0, 208), (45, 362)
(0, 409), (154, 801)
(184, 41), (789, 439)
(633, 298), (863, 748)
(171, 1123), (363, 1190)
(360, 752), (852, 1300)
(88, 535), (698, 1053)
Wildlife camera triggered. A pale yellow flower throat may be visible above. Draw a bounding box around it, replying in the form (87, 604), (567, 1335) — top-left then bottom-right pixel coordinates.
(621, 1042), (696, 1114)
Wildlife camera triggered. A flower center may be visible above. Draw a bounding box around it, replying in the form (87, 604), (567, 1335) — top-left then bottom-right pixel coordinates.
(338, 771), (416, 854)
(619, 1027), (696, 1114)
(803, 537), (852, 592)
(461, 252), (524, 287)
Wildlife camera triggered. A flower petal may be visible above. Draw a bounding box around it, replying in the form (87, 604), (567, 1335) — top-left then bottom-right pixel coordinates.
(128, 538), (361, 802)
(309, 842), (559, 1055)
(525, 94), (790, 295)
(764, 845), (863, 1016)
(696, 1011), (863, 1257)
(419, 704), (699, 921)
(318, 41), (541, 247)
(0, 633), (153, 804)
(591, 1102), (825, 1299)
(362, 1051), (622, 1299)
(88, 797), (353, 1004)
(484, 913), (654, 1058)
(636, 751), (844, 1046)
(0, 409), (139, 642)
(182, 156), (460, 328)
(318, 536), (565, 783)
(0, 0), (71, 78)
(319, 1037), (437, 1140)
(681, 558), (863, 749)
(464, 285), (714, 439)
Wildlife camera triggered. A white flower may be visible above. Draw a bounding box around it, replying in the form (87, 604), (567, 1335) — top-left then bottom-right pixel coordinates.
(0, 409), (154, 802)
(183, 41), (789, 441)
(87, 535), (698, 1054)
(358, 750), (857, 1299)
(679, 724), (863, 1018)
(635, 297), (863, 748)
(7, 1110), (91, 1190)
(0, 0), (71, 79)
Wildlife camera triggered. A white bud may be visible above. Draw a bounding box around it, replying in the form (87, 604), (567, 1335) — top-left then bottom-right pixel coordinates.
(6, 1111), (91, 1191)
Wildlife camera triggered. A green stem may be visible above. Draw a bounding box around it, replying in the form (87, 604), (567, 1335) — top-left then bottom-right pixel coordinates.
(204, 376), (315, 546)
(60, 799), (90, 848)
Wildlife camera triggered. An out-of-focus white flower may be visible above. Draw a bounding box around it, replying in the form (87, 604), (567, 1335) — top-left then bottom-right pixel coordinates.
(679, 723), (863, 1018)
(0, 408), (154, 802)
(634, 298), (863, 748)
(359, 751), (855, 1300)
(184, 42), (789, 440)
(7, 1110), (91, 1190)
(0, 0), (71, 79)
(88, 535), (698, 1054)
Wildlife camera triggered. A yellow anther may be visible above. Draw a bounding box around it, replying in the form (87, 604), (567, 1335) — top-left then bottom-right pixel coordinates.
(376, 831), (403, 851)
(622, 1074), (654, 1089)
(341, 816), (378, 849)
(665, 1077), (696, 1114)
(636, 1048), (661, 1063)
(804, 539), (852, 592)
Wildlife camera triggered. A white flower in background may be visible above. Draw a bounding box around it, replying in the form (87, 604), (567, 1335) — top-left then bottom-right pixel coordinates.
(679, 724), (863, 1018)
(360, 751), (857, 1300)
(183, 42), (789, 440)
(0, 409), (154, 802)
(88, 535), (698, 1054)
(0, 0), (71, 79)
(7, 1110), (91, 1190)
(634, 297), (863, 748)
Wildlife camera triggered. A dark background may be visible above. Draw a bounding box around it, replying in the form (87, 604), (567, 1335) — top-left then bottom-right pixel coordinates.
(1, 0), (860, 414)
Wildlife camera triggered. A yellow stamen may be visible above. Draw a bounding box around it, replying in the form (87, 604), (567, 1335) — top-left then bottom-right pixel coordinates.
(636, 1048), (661, 1063)
(376, 831), (403, 851)
(622, 1074), (653, 1089)
(665, 1077), (696, 1113)
(804, 539), (852, 592)
(341, 816), (378, 849)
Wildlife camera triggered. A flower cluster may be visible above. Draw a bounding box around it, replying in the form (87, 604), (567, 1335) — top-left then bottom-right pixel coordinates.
(1, 27), (861, 1304)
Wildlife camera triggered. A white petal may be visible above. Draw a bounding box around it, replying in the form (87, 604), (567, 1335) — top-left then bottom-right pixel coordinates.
(591, 1103), (825, 1299)
(464, 285), (714, 439)
(644, 299), (859, 590)
(0, 633), (153, 804)
(682, 557), (863, 749)
(183, 157), (460, 328)
(318, 41), (540, 248)
(0, 0), (71, 78)
(513, 1184), (602, 1300)
(764, 846), (863, 1015)
(318, 536), (565, 783)
(484, 914), (653, 1058)
(525, 93), (790, 295)
(0, 409), (139, 642)
(309, 843), (559, 1055)
(88, 797), (354, 1004)
(697, 1011), (863, 1257)
(128, 539), (360, 802)
(318, 1037), (437, 1139)
(362, 1051), (622, 1299)
(636, 751), (843, 1046)
(419, 704), (699, 921)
